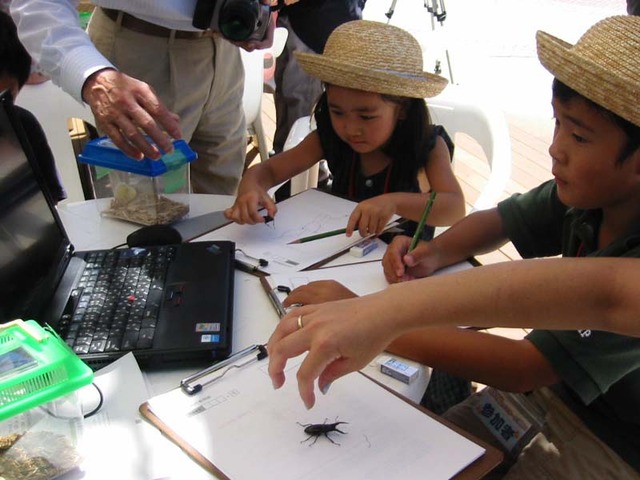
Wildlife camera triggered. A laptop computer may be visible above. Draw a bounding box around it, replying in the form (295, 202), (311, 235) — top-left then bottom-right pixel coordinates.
(0, 90), (235, 369)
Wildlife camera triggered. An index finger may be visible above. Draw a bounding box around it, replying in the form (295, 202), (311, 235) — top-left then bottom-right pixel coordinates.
(107, 105), (178, 161)
(260, 195), (278, 221)
(346, 208), (362, 237)
(135, 93), (182, 153)
(295, 344), (338, 409)
(382, 235), (412, 282)
(267, 308), (311, 388)
(99, 122), (147, 161)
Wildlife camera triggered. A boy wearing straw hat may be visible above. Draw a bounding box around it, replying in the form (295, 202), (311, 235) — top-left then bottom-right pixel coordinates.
(266, 16), (640, 479)
(226, 20), (465, 240)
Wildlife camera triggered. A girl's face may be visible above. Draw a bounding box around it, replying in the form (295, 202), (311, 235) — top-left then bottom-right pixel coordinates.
(325, 85), (404, 154)
(549, 95), (639, 211)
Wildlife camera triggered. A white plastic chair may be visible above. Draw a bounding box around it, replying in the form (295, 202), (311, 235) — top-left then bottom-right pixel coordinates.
(16, 81), (97, 204)
(278, 87), (512, 204)
(283, 115), (319, 196)
(240, 48), (269, 164)
(240, 27), (288, 164)
(265, 114), (318, 199)
(263, 26), (288, 94)
(428, 86), (512, 212)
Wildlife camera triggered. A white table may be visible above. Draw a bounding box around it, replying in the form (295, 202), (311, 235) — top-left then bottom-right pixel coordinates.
(57, 194), (431, 401)
(58, 195), (486, 479)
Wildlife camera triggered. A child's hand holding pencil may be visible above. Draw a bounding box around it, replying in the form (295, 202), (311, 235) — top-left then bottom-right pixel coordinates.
(381, 192), (438, 283)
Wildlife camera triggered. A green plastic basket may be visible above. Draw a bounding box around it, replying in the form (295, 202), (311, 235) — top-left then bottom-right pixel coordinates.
(0, 320), (94, 421)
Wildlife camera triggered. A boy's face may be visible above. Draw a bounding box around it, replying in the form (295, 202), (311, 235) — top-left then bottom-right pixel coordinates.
(325, 85), (404, 154)
(549, 96), (639, 211)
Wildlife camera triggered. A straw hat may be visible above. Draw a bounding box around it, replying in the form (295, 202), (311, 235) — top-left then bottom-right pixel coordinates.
(296, 20), (448, 99)
(537, 15), (640, 128)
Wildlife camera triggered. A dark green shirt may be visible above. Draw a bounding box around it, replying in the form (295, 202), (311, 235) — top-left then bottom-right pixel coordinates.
(497, 179), (640, 470)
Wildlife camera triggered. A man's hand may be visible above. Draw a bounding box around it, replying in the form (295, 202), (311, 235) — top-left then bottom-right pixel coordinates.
(82, 68), (182, 160)
(267, 297), (393, 409)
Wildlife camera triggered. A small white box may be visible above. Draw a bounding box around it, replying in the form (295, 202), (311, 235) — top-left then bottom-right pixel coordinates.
(349, 238), (378, 257)
(380, 357), (419, 384)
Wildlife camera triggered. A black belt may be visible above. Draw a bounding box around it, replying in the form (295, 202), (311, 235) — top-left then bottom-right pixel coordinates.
(101, 7), (215, 39)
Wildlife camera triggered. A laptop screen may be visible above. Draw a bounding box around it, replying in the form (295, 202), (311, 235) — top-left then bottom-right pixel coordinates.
(0, 91), (71, 322)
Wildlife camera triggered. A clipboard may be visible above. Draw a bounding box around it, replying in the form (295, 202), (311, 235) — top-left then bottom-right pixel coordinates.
(260, 276), (288, 318)
(139, 351), (502, 480)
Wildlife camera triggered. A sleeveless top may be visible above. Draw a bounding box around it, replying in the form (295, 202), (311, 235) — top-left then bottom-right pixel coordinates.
(326, 125), (453, 240)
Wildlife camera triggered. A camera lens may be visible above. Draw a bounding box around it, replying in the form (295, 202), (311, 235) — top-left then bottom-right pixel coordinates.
(219, 0), (259, 42)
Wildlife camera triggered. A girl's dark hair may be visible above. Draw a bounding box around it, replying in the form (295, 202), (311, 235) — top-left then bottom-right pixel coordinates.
(313, 89), (435, 194)
(0, 11), (32, 89)
(552, 78), (640, 164)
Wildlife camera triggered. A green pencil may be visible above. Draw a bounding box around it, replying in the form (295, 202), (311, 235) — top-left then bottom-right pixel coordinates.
(287, 227), (347, 244)
(408, 191), (437, 252)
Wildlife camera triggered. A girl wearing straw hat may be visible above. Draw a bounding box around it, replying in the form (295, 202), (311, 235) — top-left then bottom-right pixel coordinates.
(267, 16), (640, 479)
(226, 20), (465, 239)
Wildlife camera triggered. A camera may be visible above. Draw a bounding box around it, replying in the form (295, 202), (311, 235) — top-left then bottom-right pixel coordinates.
(192, 0), (271, 42)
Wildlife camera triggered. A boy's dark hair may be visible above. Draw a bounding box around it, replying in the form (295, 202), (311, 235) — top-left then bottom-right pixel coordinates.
(0, 11), (32, 89)
(552, 78), (640, 164)
(314, 90), (440, 195)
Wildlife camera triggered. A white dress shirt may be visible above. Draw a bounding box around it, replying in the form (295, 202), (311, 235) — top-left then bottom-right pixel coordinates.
(10, 1), (202, 102)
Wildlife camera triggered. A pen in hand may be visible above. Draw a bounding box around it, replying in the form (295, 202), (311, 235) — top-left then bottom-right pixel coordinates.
(408, 191), (437, 252)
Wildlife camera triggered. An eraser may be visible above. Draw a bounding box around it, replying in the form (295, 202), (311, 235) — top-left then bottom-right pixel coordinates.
(380, 357), (419, 384)
(349, 238), (378, 257)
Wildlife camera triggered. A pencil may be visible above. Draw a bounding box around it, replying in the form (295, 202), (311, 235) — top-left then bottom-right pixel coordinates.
(287, 227), (347, 244)
(408, 191), (437, 252)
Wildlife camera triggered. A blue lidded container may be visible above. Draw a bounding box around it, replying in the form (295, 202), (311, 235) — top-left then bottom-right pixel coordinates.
(78, 137), (197, 225)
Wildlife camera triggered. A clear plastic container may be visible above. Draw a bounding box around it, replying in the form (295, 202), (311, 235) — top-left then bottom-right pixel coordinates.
(78, 137), (197, 225)
(0, 320), (94, 480)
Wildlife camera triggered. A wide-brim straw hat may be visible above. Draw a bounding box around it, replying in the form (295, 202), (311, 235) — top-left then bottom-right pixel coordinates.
(537, 15), (640, 128)
(296, 20), (448, 99)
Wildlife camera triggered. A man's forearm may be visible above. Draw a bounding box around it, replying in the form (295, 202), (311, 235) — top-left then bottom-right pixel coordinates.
(11, 0), (114, 100)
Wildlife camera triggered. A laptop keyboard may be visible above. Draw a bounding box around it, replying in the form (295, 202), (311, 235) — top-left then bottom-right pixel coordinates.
(58, 246), (177, 355)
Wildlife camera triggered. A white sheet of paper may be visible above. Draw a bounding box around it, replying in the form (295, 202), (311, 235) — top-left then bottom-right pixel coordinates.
(146, 355), (484, 480)
(202, 189), (399, 274)
(76, 353), (172, 480)
(74, 353), (222, 479)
